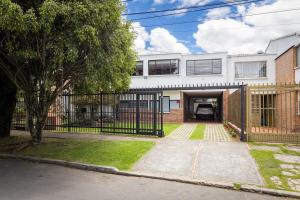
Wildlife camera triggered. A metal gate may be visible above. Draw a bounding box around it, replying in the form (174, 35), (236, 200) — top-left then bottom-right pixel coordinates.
(12, 90), (164, 137)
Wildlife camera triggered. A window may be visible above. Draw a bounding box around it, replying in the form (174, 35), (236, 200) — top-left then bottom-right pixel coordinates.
(235, 61), (267, 78)
(297, 47), (300, 68)
(186, 59), (222, 75)
(132, 61), (143, 76)
(148, 59), (179, 75)
(162, 96), (170, 113)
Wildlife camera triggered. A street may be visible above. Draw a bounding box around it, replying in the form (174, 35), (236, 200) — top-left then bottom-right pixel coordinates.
(0, 159), (293, 200)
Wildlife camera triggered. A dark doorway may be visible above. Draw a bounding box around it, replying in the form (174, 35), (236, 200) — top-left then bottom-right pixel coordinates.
(184, 91), (223, 122)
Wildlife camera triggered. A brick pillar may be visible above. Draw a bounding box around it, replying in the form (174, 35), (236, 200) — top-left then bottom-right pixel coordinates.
(223, 90), (229, 121)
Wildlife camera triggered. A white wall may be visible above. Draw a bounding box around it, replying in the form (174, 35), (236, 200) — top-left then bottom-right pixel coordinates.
(266, 33), (300, 56)
(227, 54), (276, 85)
(130, 52), (228, 88)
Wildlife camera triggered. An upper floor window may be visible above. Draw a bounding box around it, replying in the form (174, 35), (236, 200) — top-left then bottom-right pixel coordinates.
(148, 59), (179, 75)
(186, 59), (222, 75)
(235, 61), (267, 79)
(297, 47), (300, 68)
(132, 61), (143, 76)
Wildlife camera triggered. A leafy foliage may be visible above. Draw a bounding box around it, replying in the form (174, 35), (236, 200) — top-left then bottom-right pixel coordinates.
(0, 0), (136, 142)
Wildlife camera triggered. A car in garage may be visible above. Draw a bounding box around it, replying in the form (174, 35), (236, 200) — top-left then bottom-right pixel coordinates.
(195, 103), (215, 120)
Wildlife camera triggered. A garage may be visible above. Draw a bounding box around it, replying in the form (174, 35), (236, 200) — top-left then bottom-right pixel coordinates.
(183, 91), (224, 122)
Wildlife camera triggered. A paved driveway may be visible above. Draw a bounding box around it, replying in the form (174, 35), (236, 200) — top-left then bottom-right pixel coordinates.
(0, 159), (290, 200)
(133, 123), (263, 185)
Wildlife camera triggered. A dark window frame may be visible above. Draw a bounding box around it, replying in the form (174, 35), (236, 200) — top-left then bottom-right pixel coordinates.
(148, 59), (180, 75)
(186, 58), (222, 75)
(132, 61), (143, 76)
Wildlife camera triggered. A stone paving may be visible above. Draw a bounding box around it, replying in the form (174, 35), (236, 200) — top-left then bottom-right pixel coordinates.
(167, 123), (197, 140)
(133, 123), (263, 186)
(275, 154), (300, 164)
(196, 141), (263, 185)
(204, 124), (232, 142)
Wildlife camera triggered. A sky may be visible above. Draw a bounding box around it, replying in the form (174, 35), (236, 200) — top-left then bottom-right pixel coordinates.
(124, 0), (300, 55)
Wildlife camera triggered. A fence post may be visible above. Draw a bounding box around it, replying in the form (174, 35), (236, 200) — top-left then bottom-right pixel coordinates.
(136, 93), (140, 134)
(67, 95), (71, 132)
(153, 93), (157, 136)
(240, 85), (246, 141)
(100, 93), (103, 133)
(160, 91), (164, 137)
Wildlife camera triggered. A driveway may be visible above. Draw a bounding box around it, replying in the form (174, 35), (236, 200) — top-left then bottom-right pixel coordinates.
(133, 123), (263, 185)
(0, 159), (291, 200)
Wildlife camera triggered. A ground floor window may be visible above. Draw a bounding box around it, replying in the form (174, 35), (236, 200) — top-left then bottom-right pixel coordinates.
(162, 96), (170, 113)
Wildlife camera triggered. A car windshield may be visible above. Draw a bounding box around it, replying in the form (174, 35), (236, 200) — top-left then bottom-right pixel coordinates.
(197, 104), (213, 108)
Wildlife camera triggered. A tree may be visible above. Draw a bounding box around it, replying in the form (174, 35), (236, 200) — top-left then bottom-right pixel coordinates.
(0, 69), (17, 138)
(0, 0), (136, 143)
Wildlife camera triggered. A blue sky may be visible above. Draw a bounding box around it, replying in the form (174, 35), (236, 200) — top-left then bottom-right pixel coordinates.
(124, 0), (300, 54)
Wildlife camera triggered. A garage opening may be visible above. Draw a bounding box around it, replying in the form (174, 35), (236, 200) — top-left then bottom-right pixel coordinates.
(183, 91), (223, 122)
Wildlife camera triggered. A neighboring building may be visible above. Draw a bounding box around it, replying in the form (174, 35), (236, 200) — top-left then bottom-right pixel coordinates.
(265, 33), (300, 134)
(130, 52), (276, 123)
(266, 32), (300, 83)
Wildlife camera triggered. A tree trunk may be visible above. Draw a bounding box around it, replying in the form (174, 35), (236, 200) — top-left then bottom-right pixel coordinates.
(25, 96), (49, 143)
(0, 71), (17, 138)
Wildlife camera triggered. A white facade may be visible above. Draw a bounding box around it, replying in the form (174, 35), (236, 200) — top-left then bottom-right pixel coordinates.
(130, 52), (276, 89)
(265, 32), (300, 56)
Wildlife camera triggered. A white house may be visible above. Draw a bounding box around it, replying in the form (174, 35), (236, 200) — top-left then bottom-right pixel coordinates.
(130, 51), (276, 122)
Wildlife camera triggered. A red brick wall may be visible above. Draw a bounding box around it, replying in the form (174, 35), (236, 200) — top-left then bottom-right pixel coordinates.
(276, 47), (296, 83)
(163, 91), (184, 123)
(223, 90), (229, 121)
(275, 47), (300, 132)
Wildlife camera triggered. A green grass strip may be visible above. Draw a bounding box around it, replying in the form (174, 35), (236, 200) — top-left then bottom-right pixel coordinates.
(189, 124), (206, 140)
(163, 123), (181, 136)
(17, 138), (155, 171)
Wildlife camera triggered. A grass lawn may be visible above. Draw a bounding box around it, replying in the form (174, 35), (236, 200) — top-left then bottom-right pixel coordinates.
(52, 123), (182, 137)
(163, 123), (181, 136)
(250, 143), (300, 191)
(189, 124), (206, 140)
(10, 138), (155, 171)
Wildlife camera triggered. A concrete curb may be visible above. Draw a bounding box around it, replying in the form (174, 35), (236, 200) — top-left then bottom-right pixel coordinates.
(1, 154), (300, 199)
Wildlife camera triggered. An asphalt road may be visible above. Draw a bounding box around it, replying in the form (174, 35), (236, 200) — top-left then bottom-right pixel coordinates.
(0, 159), (294, 200)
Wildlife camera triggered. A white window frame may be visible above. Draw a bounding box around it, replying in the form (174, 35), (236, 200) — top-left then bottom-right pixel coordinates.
(235, 61), (267, 79)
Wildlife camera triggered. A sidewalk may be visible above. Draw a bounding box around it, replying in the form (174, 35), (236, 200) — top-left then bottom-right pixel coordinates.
(132, 123), (263, 186)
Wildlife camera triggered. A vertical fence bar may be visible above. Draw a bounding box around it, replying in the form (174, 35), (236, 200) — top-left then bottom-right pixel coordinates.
(160, 90), (164, 137)
(240, 85), (246, 141)
(153, 93), (157, 136)
(136, 93), (140, 135)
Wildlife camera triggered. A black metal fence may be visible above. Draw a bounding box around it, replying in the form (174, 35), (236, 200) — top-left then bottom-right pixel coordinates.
(11, 90), (164, 137)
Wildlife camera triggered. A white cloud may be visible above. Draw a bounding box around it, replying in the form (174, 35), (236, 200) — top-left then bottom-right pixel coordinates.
(132, 22), (149, 53)
(154, 0), (176, 4)
(193, 0), (300, 54)
(206, 7), (231, 19)
(132, 23), (190, 54)
(179, 0), (211, 6)
(148, 28), (190, 53)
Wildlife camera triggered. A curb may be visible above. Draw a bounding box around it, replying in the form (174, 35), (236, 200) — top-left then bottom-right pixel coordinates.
(1, 154), (300, 199)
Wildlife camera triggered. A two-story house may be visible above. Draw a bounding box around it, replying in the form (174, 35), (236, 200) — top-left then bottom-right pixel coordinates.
(130, 51), (276, 123)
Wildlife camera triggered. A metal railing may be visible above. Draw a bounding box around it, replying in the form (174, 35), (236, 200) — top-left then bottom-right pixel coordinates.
(11, 90), (164, 137)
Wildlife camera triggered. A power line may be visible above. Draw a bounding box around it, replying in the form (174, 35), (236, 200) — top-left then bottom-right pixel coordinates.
(123, 0), (262, 15)
(128, 0), (262, 20)
(166, 21), (300, 34)
(132, 7), (300, 29)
